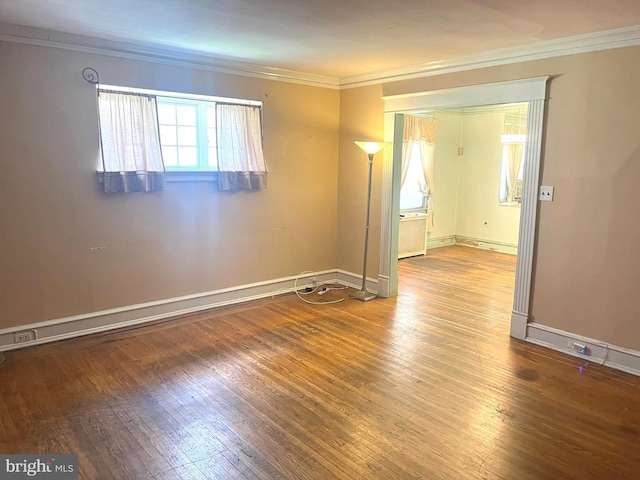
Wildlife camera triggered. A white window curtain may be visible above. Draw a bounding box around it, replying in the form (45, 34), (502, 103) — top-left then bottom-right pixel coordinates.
(216, 104), (267, 191)
(501, 143), (525, 203)
(499, 110), (527, 203)
(402, 116), (437, 230)
(98, 90), (165, 193)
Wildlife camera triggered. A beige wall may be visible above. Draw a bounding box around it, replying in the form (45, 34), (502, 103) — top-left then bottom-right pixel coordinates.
(455, 112), (521, 245)
(0, 41), (340, 329)
(338, 46), (640, 351)
(429, 113), (460, 240)
(4, 38), (640, 353)
(427, 110), (521, 245)
(337, 84), (385, 278)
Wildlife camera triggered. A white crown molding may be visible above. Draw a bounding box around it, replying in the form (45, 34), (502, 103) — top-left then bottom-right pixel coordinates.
(1, 22), (639, 90)
(340, 25), (640, 89)
(0, 22), (341, 89)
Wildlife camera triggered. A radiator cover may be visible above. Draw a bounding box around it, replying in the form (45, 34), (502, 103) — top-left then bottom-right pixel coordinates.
(398, 215), (428, 258)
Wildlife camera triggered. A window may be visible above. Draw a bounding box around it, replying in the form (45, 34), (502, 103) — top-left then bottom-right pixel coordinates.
(499, 109), (527, 205)
(400, 139), (429, 212)
(499, 141), (525, 204)
(97, 84), (266, 190)
(157, 98), (218, 171)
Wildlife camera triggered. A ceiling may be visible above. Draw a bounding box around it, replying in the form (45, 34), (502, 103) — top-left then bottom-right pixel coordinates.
(1, 0), (640, 78)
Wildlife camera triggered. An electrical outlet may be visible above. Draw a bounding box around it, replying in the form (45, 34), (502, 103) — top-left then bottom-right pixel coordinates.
(14, 331), (35, 344)
(569, 341), (589, 355)
(539, 186), (555, 201)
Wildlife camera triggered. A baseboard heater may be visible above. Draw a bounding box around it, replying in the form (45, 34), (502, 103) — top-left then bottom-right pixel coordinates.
(399, 214), (428, 258)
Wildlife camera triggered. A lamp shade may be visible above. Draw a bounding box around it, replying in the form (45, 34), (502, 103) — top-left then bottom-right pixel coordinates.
(355, 141), (386, 155)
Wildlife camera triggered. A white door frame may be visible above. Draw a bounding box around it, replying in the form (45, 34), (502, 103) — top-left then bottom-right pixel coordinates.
(377, 77), (549, 339)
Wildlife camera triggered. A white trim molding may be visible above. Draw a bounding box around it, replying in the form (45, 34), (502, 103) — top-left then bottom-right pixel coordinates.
(526, 323), (640, 377)
(0, 270), (341, 352)
(336, 269), (379, 294)
(341, 25), (640, 88)
(426, 235), (456, 250)
(377, 113), (404, 298)
(422, 235), (517, 254)
(382, 77), (549, 113)
(1, 22), (640, 89)
(510, 98), (546, 336)
(0, 269), (378, 352)
(382, 77), (549, 341)
(510, 312), (529, 340)
(452, 236), (518, 256)
(0, 23), (340, 89)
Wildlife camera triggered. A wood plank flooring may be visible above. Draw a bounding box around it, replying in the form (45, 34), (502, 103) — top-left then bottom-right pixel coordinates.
(1, 246), (640, 479)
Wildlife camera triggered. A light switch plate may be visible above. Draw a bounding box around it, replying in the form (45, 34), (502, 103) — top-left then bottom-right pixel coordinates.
(539, 186), (554, 201)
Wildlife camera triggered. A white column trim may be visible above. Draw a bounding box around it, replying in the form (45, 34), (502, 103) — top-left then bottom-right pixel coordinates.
(381, 77), (549, 339)
(510, 312), (529, 340)
(511, 98), (546, 334)
(378, 112), (403, 298)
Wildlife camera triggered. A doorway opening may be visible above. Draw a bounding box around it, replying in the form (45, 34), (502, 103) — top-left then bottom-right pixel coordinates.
(377, 77), (548, 339)
(398, 104), (527, 260)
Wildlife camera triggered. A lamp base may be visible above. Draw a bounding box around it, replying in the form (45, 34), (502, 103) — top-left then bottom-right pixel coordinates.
(351, 289), (377, 302)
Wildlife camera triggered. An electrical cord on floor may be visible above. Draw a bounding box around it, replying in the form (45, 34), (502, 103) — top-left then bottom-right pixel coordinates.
(294, 271), (348, 305)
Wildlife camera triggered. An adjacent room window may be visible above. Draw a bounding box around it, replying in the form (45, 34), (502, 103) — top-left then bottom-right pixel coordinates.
(499, 108), (527, 205)
(400, 140), (429, 212)
(400, 115), (437, 229)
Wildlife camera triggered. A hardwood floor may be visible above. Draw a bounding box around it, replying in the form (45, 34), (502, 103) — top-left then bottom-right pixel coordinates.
(1, 246), (640, 479)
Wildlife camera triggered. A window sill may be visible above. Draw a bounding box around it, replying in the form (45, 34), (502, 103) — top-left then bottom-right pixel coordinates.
(499, 202), (521, 207)
(97, 171), (218, 183)
(166, 171), (218, 182)
(400, 211), (428, 219)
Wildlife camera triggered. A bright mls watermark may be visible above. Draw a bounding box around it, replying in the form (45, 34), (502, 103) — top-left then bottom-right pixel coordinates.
(1, 455), (77, 479)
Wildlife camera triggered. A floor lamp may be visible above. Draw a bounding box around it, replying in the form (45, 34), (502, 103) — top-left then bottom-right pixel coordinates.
(352, 141), (387, 302)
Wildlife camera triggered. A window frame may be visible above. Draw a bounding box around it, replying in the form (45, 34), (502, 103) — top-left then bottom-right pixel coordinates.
(156, 97), (218, 172)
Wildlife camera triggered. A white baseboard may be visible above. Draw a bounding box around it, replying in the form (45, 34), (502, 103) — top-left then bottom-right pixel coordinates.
(426, 235), (517, 255)
(525, 322), (640, 377)
(11, 269), (637, 380)
(426, 235), (456, 250)
(454, 236), (518, 255)
(336, 269), (378, 293)
(0, 270), (341, 352)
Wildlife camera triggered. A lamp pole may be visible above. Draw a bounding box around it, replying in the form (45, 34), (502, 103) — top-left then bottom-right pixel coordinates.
(352, 142), (386, 302)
